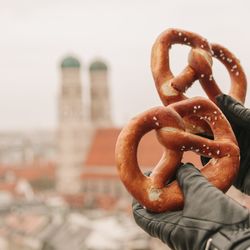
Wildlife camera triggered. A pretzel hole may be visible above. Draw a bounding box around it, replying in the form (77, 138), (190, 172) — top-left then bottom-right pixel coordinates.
(137, 130), (203, 183)
(184, 82), (206, 97)
(169, 45), (190, 75)
(170, 45), (210, 96)
(212, 58), (231, 94)
(137, 130), (164, 172)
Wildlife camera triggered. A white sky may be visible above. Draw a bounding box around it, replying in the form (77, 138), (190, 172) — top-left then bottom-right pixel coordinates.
(1, 0), (250, 131)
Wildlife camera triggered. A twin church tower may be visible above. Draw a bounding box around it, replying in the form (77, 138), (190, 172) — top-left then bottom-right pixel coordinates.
(57, 56), (111, 193)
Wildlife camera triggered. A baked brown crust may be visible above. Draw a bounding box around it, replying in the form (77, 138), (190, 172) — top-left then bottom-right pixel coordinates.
(151, 28), (212, 106)
(115, 97), (239, 212)
(151, 28), (247, 133)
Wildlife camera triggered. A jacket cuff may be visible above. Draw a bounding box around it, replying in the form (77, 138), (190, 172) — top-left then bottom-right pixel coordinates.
(206, 229), (250, 250)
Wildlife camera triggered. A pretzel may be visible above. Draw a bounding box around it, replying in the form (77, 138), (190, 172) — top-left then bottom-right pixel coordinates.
(172, 43), (247, 104)
(115, 97), (239, 212)
(151, 28), (211, 105)
(209, 43), (247, 103)
(151, 28), (247, 132)
(152, 28), (247, 104)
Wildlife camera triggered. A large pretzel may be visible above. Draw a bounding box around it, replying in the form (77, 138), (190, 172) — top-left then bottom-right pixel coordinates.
(152, 28), (247, 104)
(115, 97), (239, 212)
(151, 29), (247, 132)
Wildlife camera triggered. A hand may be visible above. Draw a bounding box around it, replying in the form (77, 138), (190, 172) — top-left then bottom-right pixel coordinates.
(216, 94), (250, 194)
(133, 163), (250, 250)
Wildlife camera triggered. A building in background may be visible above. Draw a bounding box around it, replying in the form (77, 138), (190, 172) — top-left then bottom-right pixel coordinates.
(57, 56), (88, 194)
(56, 56), (113, 195)
(0, 53), (202, 205)
(0, 54), (195, 250)
(0, 54), (201, 209)
(0, 54), (124, 207)
(89, 60), (112, 128)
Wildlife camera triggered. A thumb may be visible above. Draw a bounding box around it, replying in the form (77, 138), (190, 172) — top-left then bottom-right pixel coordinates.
(176, 163), (214, 199)
(177, 163), (249, 222)
(216, 94), (250, 129)
(177, 163), (221, 219)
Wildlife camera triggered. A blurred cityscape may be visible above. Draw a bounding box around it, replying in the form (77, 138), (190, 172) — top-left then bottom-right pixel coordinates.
(0, 56), (170, 250)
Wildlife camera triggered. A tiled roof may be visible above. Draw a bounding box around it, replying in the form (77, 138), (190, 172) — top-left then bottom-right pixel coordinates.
(0, 161), (56, 181)
(84, 128), (202, 168)
(84, 128), (120, 166)
(5, 213), (49, 235)
(0, 182), (16, 193)
(81, 173), (118, 179)
(62, 193), (85, 208)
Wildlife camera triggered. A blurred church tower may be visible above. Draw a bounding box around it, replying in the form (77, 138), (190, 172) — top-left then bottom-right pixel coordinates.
(57, 56), (86, 193)
(89, 60), (112, 128)
(56, 57), (111, 194)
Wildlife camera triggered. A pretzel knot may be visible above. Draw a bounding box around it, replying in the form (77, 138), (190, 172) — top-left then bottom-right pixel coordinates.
(151, 29), (247, 133)
(115, 97), (239, 212)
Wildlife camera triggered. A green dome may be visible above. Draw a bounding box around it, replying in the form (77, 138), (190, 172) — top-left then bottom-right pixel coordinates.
(61, 56), (80, 68)
(89, 60), (108, 71)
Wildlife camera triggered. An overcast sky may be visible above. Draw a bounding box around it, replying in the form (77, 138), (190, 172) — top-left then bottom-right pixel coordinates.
(1, 0), (250, 131)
